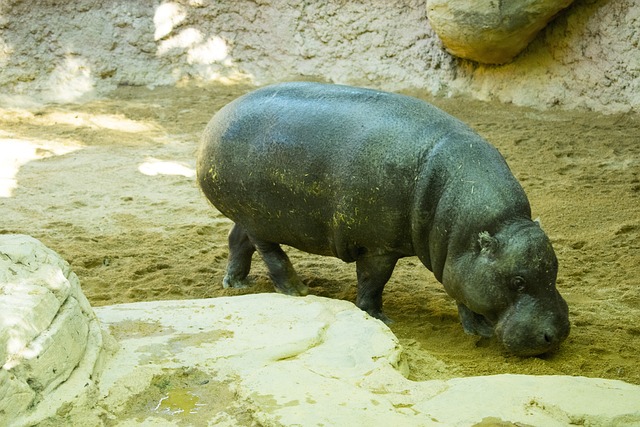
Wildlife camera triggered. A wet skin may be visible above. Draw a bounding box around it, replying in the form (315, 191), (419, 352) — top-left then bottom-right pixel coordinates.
(197, 82), (570, 356)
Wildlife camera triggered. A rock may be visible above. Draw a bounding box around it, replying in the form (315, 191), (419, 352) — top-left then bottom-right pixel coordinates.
(3, 235), (639, 425)
(426, 0), (575, 64)
(94, 294), (640, 426)
(0, 235), (112, 427)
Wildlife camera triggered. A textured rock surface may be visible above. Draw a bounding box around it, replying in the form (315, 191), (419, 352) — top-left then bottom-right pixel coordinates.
(0, 0), (638, 112)
(92, 295), (640, 426)
(0, 235), (112, 427)
(426, 0), (574, 64)
(2, 236), (639, 425)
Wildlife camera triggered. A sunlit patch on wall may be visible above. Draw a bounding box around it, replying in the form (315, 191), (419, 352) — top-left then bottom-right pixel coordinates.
(154, 2), (187, 41)
(158, 27), (203, 55)
(44, 55), (95, 104)
(0, 37), (13, 66)
(187, 36), (229, 64)
(157, 28), (231, 65)
(152, 4), (248, 83)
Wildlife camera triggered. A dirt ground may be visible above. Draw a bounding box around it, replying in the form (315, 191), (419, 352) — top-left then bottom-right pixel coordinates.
(1, 83), (638, 386)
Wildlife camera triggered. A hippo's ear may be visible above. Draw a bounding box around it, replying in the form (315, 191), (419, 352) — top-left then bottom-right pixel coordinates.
(478, 231), (498, 256)
(533, 217), (542, 227)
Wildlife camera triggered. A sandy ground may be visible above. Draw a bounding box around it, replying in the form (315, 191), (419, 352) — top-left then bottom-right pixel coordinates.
(1, 83), (638, 386)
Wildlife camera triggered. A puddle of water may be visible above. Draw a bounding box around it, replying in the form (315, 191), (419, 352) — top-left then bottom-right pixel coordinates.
(152, 388), (207, 416)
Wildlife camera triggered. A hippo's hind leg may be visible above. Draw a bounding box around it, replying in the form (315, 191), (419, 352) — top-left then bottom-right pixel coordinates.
(223, 223), (256, 289)
(252, 239), (309, 297)
(355, 256), (398, 324)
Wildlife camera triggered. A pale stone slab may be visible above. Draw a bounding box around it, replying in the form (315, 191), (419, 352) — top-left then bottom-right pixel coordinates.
(94, 295), (640, 426)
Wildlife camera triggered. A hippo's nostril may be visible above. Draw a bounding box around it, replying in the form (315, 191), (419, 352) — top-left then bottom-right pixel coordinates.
(544, 333), (552, 344)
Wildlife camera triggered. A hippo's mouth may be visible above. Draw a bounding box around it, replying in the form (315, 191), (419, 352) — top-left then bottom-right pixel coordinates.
(457, 303), (495, 338)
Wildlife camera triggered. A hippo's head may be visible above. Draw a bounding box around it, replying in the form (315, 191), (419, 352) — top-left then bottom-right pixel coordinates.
(442, 220), (570, 356)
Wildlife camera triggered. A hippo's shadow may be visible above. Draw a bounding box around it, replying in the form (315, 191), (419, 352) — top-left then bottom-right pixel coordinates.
(302, 277), (355, 301)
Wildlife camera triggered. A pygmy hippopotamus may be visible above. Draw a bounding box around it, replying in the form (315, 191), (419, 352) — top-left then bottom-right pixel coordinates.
(196, 82), (570, 356)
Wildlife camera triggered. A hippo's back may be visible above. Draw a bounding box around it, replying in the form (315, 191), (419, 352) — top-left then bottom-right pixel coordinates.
(196, 82), (505, 263)
(200, 82), (471, 157)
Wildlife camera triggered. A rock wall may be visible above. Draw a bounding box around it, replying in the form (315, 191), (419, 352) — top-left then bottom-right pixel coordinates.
(0, 0), (638, 113)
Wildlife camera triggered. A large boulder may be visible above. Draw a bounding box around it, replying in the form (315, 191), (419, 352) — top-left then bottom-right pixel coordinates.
(0, 235), (113, 427)
(426, 0), (575, 64)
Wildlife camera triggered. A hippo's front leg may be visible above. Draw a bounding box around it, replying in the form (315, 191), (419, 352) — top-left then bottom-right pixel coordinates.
(355, 256), (398, 324)
(457, 303), (494, 338)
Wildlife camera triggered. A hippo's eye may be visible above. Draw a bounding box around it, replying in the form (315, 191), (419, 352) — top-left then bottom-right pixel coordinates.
(511, 276), (526, 293)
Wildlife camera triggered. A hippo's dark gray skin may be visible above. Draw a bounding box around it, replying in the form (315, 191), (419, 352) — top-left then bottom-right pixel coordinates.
(197, 82), (570, 356)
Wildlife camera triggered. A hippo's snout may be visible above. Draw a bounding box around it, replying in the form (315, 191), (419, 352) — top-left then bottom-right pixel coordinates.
(495, 293), (570, 357)
(500, 321), (569, 357)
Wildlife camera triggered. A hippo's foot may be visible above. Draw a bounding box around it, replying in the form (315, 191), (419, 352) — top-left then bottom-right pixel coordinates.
(355, 255), (398, 326)
(365, 308), (393, 325)
(251, 239), (310, 297)
(222, 274), (254, 289)
(274, 280), (309, 297)
(457, 303), (494, 338)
